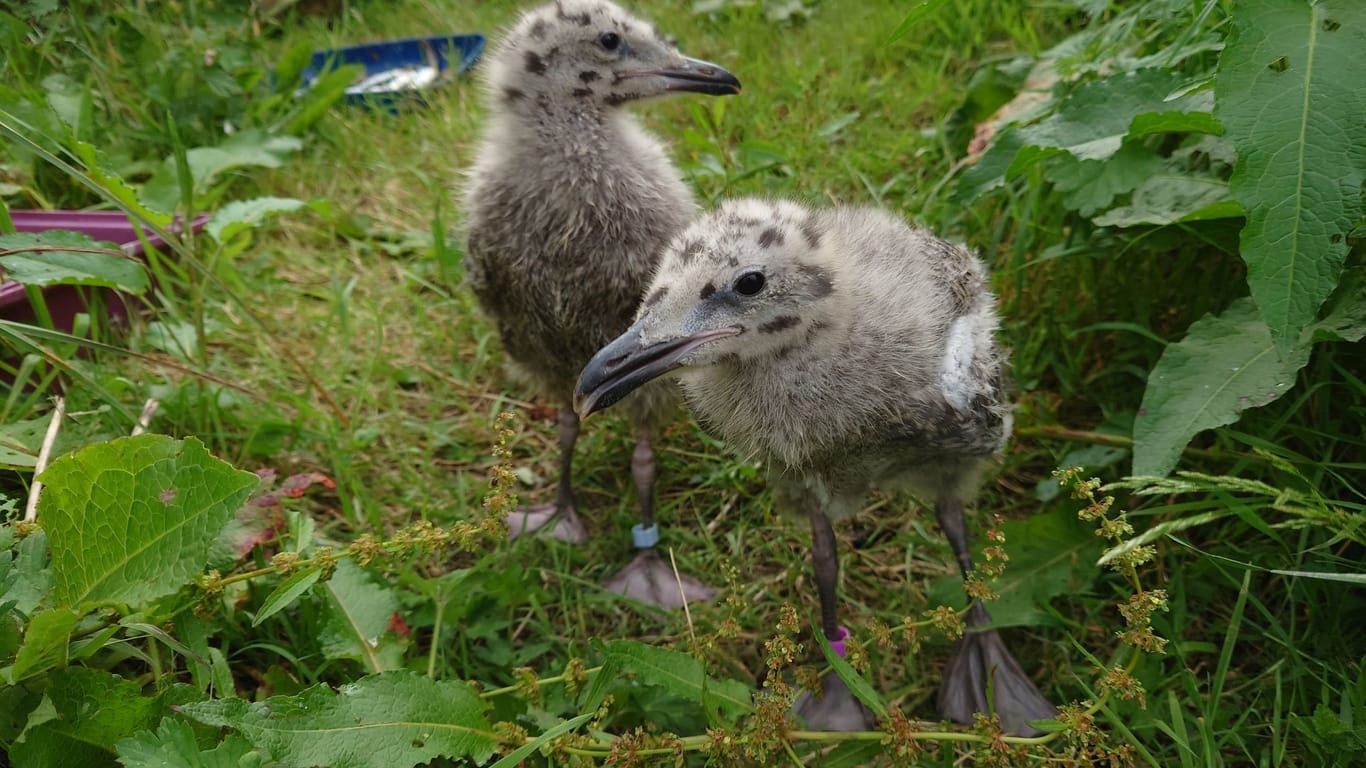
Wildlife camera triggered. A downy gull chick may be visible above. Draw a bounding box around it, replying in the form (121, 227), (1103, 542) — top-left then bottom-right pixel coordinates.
(461, 0), (741, 608)
(574, 198), (1057, 733)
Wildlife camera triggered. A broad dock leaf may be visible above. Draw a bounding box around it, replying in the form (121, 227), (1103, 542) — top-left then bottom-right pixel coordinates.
(1215, 0), (1366, 352)
(40, 435), (259, 608)
(1133, 298), (1309, 476)
(320, 560), (405, 672)
(7, 667), (159, 766)
(178, 671), (497, 768)
(0, 230), (149, 292)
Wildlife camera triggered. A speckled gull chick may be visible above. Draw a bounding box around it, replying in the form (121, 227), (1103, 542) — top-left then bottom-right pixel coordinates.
(460, 0), (740, 609)
(574, 198), (1056, 734)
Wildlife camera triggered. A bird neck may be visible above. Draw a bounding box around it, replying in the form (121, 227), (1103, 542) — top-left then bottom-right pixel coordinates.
(497, 96), (636, 166)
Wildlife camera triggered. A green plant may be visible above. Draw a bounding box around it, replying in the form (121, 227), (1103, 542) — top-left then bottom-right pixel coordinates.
(2, 1), (1361, 764)
(956, 0), (1366, 477)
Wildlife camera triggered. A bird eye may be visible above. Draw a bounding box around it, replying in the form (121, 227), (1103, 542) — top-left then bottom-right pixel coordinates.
(598, 31), (621, 50)
(733, 271), (766, 296)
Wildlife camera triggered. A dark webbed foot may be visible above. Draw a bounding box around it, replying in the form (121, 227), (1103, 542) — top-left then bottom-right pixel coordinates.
(601, 546), (717, 609)
(938, 603), (1056, 735)
(793, 670), (879, 731)
(506, 503), (588, 544)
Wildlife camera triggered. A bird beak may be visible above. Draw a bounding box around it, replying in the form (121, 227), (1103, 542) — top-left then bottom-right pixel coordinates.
(634, 55), (741, 96)
(575, 320), (741, 418)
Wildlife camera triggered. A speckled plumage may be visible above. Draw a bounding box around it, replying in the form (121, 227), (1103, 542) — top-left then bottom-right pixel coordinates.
(630, 199), (1011, 511)
(576, 198), (1054, 732)
(462, 0), (706, 409)
(459, 0), (738, 608)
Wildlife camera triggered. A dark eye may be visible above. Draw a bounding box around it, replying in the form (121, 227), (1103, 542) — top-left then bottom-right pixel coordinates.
(734, 271), (766, 296)
(598, 31), (621, 50)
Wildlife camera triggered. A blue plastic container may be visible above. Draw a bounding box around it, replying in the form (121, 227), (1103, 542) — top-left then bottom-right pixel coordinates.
(300, 34), (486, 113)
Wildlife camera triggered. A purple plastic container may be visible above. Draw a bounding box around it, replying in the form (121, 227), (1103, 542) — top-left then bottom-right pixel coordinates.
(1, 211), (205, 333)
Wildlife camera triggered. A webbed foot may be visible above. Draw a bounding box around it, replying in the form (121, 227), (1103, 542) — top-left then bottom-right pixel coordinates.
(938, 603), (1056, 735)
(793, 670), (879, 731)
(506, 503), (588, 544)
(601, 548), (716, 609)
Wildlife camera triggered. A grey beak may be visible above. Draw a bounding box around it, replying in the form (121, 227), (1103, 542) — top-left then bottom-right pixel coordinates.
(646, 55), (741, 96)
(575, 320), (741, 417)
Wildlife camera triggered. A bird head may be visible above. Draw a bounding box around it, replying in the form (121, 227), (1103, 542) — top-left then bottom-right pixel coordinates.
(576, 199), (841, 417)
(486, 0), (740, 109)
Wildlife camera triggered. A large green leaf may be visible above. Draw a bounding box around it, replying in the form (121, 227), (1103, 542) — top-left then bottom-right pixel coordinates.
(1016, 68), (1204, 162)
(1044, 142), (1166, 217)
(1215, 0), (1366, 352)
(141, 131), (304, 212)
(177, 671), (498, 768)
(319, 560), (405, 672)
(7, 607), (79, 682)
(1132, 298), (1310, 477)
(8, 667), (160, 766)
(1091, 174), (1240, 227)
(0, 230), (149, 292)
(116, 718), (259, 768)
(929, 507), (1102, 629)
(597, 639), (753, 722)
(40, 435), (259, 608)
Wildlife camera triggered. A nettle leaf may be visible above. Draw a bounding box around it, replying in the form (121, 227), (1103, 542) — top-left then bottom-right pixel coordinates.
(929, 507), (1102, 629)
(9, 667), (160, 766)
(116, 717), (259, 768)
(319, 560), (405, 672)
(0, 230), (149, 292)
(1215, 0), (1366, 352)
(177, 671), (497, 768)
(597, 639), (753, 722)
(1132, 298), (1310, 477)
(39, 435), (260, 609)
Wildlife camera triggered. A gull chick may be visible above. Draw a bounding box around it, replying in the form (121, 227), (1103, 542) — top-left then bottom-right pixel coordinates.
(461, 0), (740, 608)
(575, 198), (1056, 734)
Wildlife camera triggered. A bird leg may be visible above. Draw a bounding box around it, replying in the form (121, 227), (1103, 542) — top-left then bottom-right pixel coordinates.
(792, 506), (878, 731)
(935, 496), (1055, 735)
(507, 406), (587, 544)
(601, 431), (717, 609)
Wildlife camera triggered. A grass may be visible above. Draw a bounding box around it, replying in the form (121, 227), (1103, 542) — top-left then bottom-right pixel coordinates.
(2, 0), (1364, 765)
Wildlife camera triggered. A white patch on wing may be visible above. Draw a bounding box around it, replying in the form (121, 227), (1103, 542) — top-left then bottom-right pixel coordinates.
(940, 315), (976, 410)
